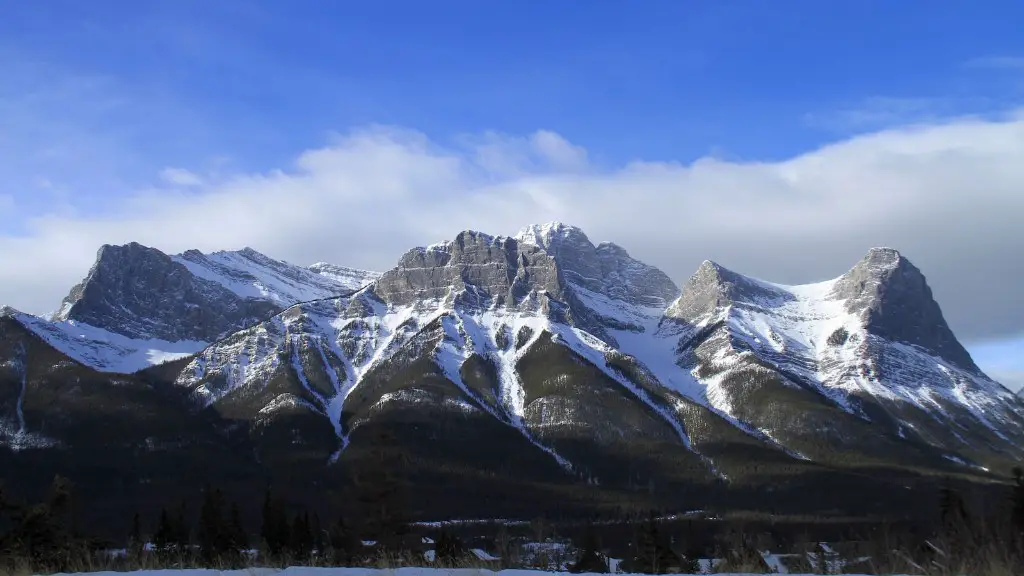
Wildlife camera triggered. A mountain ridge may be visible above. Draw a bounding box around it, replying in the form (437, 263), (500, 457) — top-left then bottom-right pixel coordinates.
(2, 222), (1022, 531)
(3, 244), (380, 374)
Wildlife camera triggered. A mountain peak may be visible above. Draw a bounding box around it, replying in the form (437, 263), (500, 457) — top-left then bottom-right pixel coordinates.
(851, 247), (904, 275)
(514, 221), (591, 249)
(665, 259), (761, 322)
(236, 246), (267, 260)
(833, 248), (978, 371)
(55, 242), (175, 322)
(95, 241), (163, 260)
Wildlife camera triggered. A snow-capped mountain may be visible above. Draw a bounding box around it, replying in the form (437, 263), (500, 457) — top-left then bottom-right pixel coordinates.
(3, 243), (379, 373)
(3, 222), (1022, 529)
(174, 223), (1024, 477)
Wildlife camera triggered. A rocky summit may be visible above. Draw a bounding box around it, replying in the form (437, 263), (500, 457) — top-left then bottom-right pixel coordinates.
(1, 222), (1022, 537)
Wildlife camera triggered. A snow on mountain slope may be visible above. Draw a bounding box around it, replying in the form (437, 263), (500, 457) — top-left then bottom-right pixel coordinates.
(657, 255), (1024, 461)
(4, 307), (206, 373)
(8, 225), (1021, 473)
(170, 227), (1024, 473)
(175, 226), (740, 473)
(14, 243), (381, 374)
(173, 248), (378, 305)
(308, 262), (383, 288)
(177, 287), (581, 467)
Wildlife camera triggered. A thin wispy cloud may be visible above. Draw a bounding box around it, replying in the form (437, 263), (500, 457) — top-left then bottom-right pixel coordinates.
(159, 168), (205, 187)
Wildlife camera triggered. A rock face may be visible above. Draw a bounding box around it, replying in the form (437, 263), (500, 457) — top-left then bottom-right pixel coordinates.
(2, 223), (1022, 534)
(831, 248), (978, 372)
(55, 243), (280, 342)
(515, 222), (679, 308)
(14, 243), (382, 374)
(660, 249), (1024, 473)
(373, 230), (562, 308)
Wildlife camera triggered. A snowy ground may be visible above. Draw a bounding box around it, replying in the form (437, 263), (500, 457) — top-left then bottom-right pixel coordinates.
(45, 569), (901, 576)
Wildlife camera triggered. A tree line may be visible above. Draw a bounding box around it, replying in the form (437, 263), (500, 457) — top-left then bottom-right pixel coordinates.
(4, 465), (1024, 574)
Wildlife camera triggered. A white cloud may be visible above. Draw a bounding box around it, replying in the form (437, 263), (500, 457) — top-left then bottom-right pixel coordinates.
(158, 167), (204, 187)
(2, 115), (1024, 349)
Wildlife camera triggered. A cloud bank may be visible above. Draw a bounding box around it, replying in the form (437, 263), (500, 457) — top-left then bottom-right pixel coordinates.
(2, 114), (1024, 350)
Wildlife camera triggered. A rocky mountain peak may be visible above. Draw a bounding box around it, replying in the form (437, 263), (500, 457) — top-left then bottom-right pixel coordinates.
(52, 242), (280, 342)
(374, 230), (560, 308)
(665, 259), (778, 323)
(374, 224), (678, 317)
(513, 221), (591, 250)
(54, 242), (177, 322)
(834, 247), (979, 371)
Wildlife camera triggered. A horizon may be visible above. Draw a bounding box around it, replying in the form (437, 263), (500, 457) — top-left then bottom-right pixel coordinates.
(1, 1), (1022, 390)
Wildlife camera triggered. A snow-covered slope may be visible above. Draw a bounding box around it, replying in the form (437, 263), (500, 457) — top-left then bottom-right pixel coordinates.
(656, 253), (1024, 468)
(9, 243), (379, 374)
(174, 225), (1024, 473)
(6, 223), (1022, 476)
(4, 307), (206, 373)
(172, 248), (380, 305)
(174, 226), (715, 475)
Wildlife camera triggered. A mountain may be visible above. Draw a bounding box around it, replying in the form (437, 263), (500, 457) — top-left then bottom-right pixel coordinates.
(2, 223), (1022, 536)
(5, 243), (380, 374)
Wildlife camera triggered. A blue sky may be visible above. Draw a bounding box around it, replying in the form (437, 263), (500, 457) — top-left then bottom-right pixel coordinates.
(1, 1), (1023, 388)
(3, 0), (1023, 208)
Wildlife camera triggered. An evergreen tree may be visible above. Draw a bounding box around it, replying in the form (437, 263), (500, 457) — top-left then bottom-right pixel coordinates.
(939, 480), (972, 551)
(569, 523), (608, 573)
(260, 489), (291, 557)
(128, 512), (143, 558)
(435, 528), (465, 566)
(628, 512), (680, 574)
(198, 486), (230, 565)
(172, 501), (190, 554)
(1, 476), (79, 570)
(228, 503), (248, 554)
(355, 431), (410, 552)
(1011, 467), (1024, 543)
(261, 489), (275, 553)
(311, 513), (324, 557)
(153, 508), (175, 556)
(290, 512), (313, 562)
(329, 514), (360, 566)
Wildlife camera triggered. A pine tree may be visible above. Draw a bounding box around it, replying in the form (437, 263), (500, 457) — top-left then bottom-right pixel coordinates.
(128, 512), (143, 558)
(435, 528), (465, 566)
(629, 512), (680, 574)
(936, 479), (975, 566)
(569, 523), (608, 573)
(939, 481), (971, 543)
(355, 431), (410, 552)
(198, 486), (230, 565)
(329, 514), (360, 566)
(290, 512), (313, 562)
(172, 501), (190, 554)
(260, 489), (290, 557)
(311, 513), (324, 558)
(228, 503), (247, 554)
(2, 476), (78, 570)
(153, 508), (175, 557)
(261, 489), (275, 554)
(1011, 467), (1024, 543)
